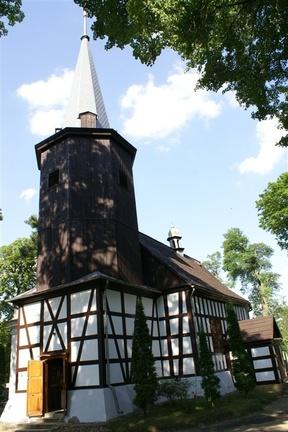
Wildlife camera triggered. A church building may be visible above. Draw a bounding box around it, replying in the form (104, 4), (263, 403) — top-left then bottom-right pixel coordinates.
(1, 12), (287, 424)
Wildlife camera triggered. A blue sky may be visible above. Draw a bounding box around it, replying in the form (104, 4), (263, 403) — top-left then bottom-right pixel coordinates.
(1, 0), (287, 300)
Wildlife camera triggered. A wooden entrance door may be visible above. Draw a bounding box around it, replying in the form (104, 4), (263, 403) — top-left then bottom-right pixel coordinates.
(27, 360), (44, 417)
(45, 357), (67, 412)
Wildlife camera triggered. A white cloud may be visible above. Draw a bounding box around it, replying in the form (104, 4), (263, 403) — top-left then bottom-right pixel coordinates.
(120, 67), (221, 142)
(19, 188), (37, 203)
(17, 69), (74, 136)
(238, 118), (286, 175)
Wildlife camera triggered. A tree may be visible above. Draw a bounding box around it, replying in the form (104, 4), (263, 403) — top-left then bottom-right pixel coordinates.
(256, 173), (288, 252)
(75, 0), (288, 146)
(202, 251), (223, 280)
(131, 297), (158, 412)
(226, 303), (255, 394)
(198, 330), (220, 405)
(0, 0), (24, 37)
(0, 216), (37, 321)
(222, 228), (279, 316)
(272, 301), (288, 353)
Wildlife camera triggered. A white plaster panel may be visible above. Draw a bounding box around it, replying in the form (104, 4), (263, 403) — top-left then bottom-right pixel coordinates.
(182, 292), (187, 314)
(207, 300), (212, 315)
(206, 318), (211, 333)
(152, 340), (161, 357)
(108, 339), (121, 359)
(153, 321), (159, 337)
(86, 314), (97, 335)
(127, 339), (133, 357)
(253, 359), (272, 369)
(58, 296), (67, 319)
(173, 359), (179, 375)
(109, 316), (123, 335)
(183, 337), (192, 354)
(71, 317), (85, 338)
(71, 290), (94, 315)
(81, 339), (98, 361)
(203, 299), (208, 315)
(45, 297), (61, 321)
(125, 318), (134, 336)
(109, 363), (123, 384)
(155, 361), (163, 377)
(18, 349), (31, 369)
(107, 290), (122, 313)
(183, 316), (190, 334)
(183, 357), (195, 375)
(28, 325), (40, 345)
(43, 325), (51, 350)
(71, 341), (80, 362)
(256, 371), (275, 382)
(19, 329), (28, 347)
(17, 371), (27, 391)
(161, 339), (169, 356)
(22, 302), (41, 324)
(251, 346), (270, 357)
(58, 322), (67, 348)
(171, 338), (179, 356)
(159, 320), (167, 337)
(124, 293), (136, 315)
(32, 347), (40, 360)
(167, 292), (179, 315)
(75, 365), (99, 386)
(163, 360), (170, 376)
(170, 317), (178, 335)
(142, 297), (153, 318)
(157, 297), (165, 318)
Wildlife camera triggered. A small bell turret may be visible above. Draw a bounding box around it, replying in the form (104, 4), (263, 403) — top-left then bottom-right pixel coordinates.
(167, 226), (184, 254)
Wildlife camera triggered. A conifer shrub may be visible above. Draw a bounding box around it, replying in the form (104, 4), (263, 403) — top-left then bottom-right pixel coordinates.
(226, 303), (256, 394)
(198, 330), (220, 405)
(158, 378), (190, 401)
(131, 297), (158, 412)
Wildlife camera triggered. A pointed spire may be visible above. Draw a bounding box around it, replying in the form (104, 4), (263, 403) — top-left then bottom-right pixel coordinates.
(62, 10), (109, 129)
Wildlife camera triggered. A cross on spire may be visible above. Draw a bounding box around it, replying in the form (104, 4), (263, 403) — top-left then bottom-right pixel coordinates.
(83, 9), (88, 37)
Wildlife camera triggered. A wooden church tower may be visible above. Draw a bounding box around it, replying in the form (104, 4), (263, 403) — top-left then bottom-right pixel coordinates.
(36, 14), (142, 290)
(1, 9), (286, 427)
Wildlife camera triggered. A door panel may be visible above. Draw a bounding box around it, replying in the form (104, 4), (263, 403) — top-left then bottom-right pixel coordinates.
(27, 360), (44, 417)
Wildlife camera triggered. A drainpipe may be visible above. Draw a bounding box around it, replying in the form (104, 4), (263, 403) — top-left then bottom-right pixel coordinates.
(103, 281), (123, 414)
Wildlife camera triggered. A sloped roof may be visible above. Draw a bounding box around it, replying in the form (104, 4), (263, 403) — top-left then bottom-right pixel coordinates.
(139, 232), (249, 305)
(62, 35), (109, 129)
(239, 316), (282, 342)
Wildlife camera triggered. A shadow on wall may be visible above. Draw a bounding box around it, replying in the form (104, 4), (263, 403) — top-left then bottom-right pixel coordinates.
(37, 134), (142, 290)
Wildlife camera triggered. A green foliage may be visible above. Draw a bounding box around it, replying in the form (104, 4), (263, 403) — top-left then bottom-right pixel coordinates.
(222, 227), (279, 316)
(273, 301), (288, 353)
(202, 251), (223, 280)
(157, 378), (190, 401)
(0, 322), (11, 385)
(198, 330), (220, 405)
(131, 297), (158, 412)
(256, 173), (288, 251)
(75, 0), (288, 146)
(0, 0), (24, 37)
(226, 303), (255, 394)
(0, 216), (38, 321)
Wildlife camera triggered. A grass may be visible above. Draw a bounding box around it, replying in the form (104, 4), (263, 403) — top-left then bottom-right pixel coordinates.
(104, 386), (282, 432)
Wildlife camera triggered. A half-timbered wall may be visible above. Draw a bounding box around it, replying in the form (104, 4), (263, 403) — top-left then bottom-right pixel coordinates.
(191, 295), (249, 372)
(152, 292), (196, 378)
(249, 345), (279, 384)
